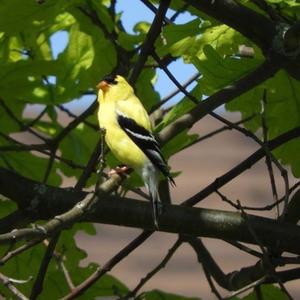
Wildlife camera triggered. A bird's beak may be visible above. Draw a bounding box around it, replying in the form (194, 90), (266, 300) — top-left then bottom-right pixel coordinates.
(96, 80), (109, 92)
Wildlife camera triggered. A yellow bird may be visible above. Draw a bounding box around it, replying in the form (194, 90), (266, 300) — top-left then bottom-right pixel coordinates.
(97, 74), (174, 228)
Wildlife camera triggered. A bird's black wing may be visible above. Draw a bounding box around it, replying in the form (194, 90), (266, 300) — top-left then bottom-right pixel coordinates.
(117, 111), (175, 185)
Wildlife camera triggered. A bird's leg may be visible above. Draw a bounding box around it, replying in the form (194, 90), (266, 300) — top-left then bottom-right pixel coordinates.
(108, 165), (130, 176)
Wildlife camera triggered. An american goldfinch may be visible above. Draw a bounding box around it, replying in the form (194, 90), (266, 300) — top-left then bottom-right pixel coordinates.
(97, 74), (174, 228)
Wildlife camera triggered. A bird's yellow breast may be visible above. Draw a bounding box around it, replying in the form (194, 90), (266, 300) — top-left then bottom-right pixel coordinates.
(98, 100), (147, 169)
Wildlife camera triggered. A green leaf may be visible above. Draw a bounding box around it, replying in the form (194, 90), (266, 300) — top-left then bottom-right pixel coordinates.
(55, 7), (117, 103)
(227, 69), (300, 177)
(33, 119), (61, 137)
(156, 83), (201, 131)
(60, 123), (98, 165)
(144, 289), (201, 300)
(135, 69), (160, 111)
(59, 122), (98, 180)
(193, 45), (260, 95)
(0, 60), (62, 104)
(157, 19), (202, 60)
(0, 200), (18, 259)
(195, 24), (256, 58)
(0, 98), (24, 135)
(55, 23), (95, 101)
(0, 152), (62, 186)
(0, 222), (128, 299)
(0, 0), (69, 35)
(162, 130), (199, 159)
(47, 12), (76, 35)
(118, 32), (145, 50)
(0, 35), (23, 62)
(89, 0), (115, 33)
(0, 198), (17, 215)
(242, 284), (289, 300)
(46, 105), (58, 123)
(134, 21), (151, 34)
(0, 241), (45, 299)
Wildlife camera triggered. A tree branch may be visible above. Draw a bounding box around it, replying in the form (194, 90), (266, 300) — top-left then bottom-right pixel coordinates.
(0, 272), (29, 300)
(158, 57), (285, 144)
(183, 125), (300, 207)
(2, 189), (300, 256)
(129, 0), (171, 83)
(62, 231), (152, 300)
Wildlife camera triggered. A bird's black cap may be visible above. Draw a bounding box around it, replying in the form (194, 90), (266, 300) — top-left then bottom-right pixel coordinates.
(103, 74), (118, 85)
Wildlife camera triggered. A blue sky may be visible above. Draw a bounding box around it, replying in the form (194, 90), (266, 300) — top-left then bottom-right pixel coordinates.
(48, 0), (198, 111)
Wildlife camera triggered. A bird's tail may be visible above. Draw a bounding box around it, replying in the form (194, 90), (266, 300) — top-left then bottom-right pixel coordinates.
(143, 164), (162, 229)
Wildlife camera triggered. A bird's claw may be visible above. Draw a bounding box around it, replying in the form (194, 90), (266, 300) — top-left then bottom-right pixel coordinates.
(108, 165), (129, 176)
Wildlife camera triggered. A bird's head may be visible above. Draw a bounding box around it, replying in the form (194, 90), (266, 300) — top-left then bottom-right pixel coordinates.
(96, 74), (133, 102)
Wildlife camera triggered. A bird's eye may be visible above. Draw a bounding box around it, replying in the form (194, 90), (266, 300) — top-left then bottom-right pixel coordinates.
(103, 75), (118, 85)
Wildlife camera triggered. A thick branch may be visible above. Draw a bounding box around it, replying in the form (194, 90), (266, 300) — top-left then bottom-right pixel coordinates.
(2, 175), (300, 255)
(0, 167), (86, 222)
(187, 237), (266, 291)
(0, 124), (300, 248)
(83, 197), (300, 255)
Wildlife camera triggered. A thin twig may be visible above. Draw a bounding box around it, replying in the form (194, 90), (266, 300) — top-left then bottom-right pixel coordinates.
(0, 272), (29, 300)
(0, 98), (47, 142)
(151, 47), (289, 206)
(179, 115), (254, 153)
(78, 7), (118, 46)
(254, 285), (263, 300)
(139, 0), (171, 24)
(225, 240), (263, 258)
(62, 231), (153, 300)
(223, 277), (266, 300)
(57, 105), (98, 131)
(51, 100), (98, 145)
(149, 72), (200, 113)
(202, 264), (223, 300)
(108, 0), (116, 20)
(183, 126), (300, 207)
(95, 129), (107, 193)
(122, 238), (182, 299)
(0, 133), (86, 171)
(76, 137), (104, 191)
(216, 182), (300, 212)
(29, 137), (104, 298)
(152, 51), (198, 104)
(129, 0), (171, 83)
(261, 89), (280, 217)
(30, 234), (60, 300)
(24, 107), (47, 129)
(237, 201), (293, 300)
(58, 260), (75, 290)
(42, 148), (56, 183)
(0, 240), (40, 265)
(170, 3), (190, 22)
(43, 240), (75, 290)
